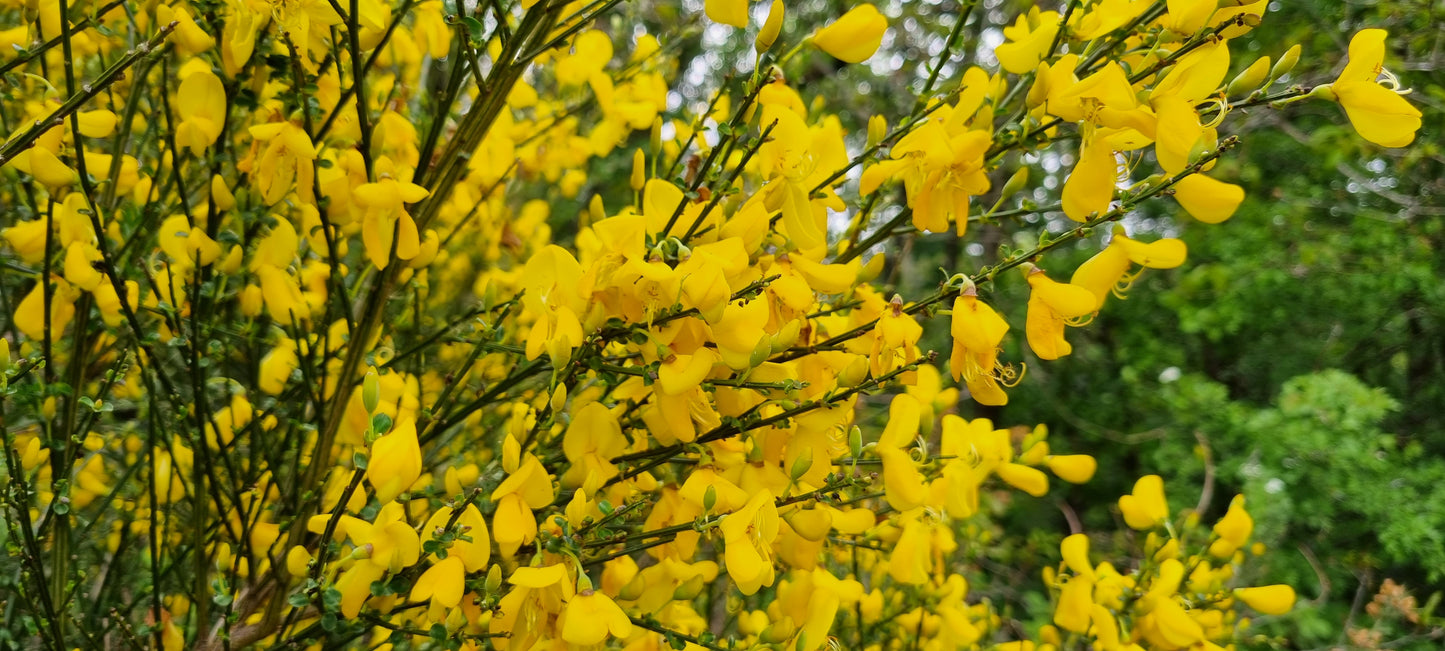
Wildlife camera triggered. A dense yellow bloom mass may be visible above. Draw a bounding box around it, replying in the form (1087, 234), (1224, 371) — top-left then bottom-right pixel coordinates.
(0, 0), (1418, 649)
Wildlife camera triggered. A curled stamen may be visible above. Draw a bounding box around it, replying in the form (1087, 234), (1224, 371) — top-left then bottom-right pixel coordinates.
(996, 360), (1026, 388)
(1064, 313), (1096, 328)
(909, 441), (930, 464)
(1199, 97), (1230, 129)
(1378, 69), (1413, 95)
(1110, 269), (1142, 300)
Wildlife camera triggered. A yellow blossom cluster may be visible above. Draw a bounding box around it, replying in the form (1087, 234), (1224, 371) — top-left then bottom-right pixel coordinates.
(0, 0), (1419, 649)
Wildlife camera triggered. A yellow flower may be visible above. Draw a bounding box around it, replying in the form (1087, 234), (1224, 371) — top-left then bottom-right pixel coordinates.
(862, 120), (992, 236)
(1118, 474), (1169, 530)
(63, 242), (104, 291)
(1322, 30), (1422, 147)
(995, 9), (1060, 75)
(561, 402), (626, 487)
(948, 286), (1013, 405)
(158, 215), (224, 268)
(757, 0), (784, 50)
(888, 516), (932, 585)
(870, 295), (923, 378)
(8, 146), (77, 190)
(354, 163), (430, 270)
(490, 452), (554, 556)
(1023, 266), (1096, 361)
(1071, 227), (1187, 310)
(175, 68), (227, 154)
(420, 505), (491, 572)
(812, 4), (887, 64)
(1060, 534), (1094, 580)
(246, 121), (317, 206)
(1209, 494), (1254, 558)
(266, 0), (342, 47)
(720, 491), (779, 595)
(366, 418), (423, 503)
(522, 245), (587, 364)
(1152, 598), (1204, 647)
(562, 589), (633, 645)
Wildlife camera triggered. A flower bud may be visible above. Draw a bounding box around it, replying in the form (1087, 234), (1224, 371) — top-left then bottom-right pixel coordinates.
(1027, 61), (1051, 108)
(770, 319), (802, 353)
(866, 114), (887, 150)
(549, 383), (567, 411)
(362, 369), (380, 413)
(619, 575), (646, 601)
(789, 447), (813, 481)
(673, 574), (707, 600)
(650, 117), (663, 158)
(1228, 55), (1271, 97)
(703, 485), (718, 512)
(756, 0), (784, 52)
(485, 564), (503, 594)
(749, 337), (773, 368)
(836, 355), (869, 388)
(760, 617), (797, 643)
(586, 194), (606, 228)
(998, 166), (1030, 203)
(1270, 44), (1300, 82)
(848, 425), (863, 460)
(857, 253), (885, 283)
(0, 338), (10, 375)
(630, 148), (646, 192)
(285, 545), (312, 577)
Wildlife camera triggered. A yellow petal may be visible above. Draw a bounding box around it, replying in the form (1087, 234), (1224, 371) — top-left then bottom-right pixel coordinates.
(812, 4), (887, 64)
(659, 348), (718, 395)
(877, 394), (921, 448)
(1045, 455), (1097, 484)
(1069, 244), (1130, 310)
(781, 181), (825, 250)
(1336, 80), (1423, 148)
(27, 147), (78, 189)
(1053, 575), (1094, 633)
(509, 564), (567, 588)
(1060, 534), (1093, 578)
(879, 446), (927, 512)
(1173, 174), (1244, 224)
(996, 463), (1048, 497)
(77, 110), (118, 138)
(1118, 236), (1187, 269)
(704, 0), (747, 28)
(1234, 585), (1296, 615)
(1062, 139), (1115, 222)
(411, 556), (466, 608)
